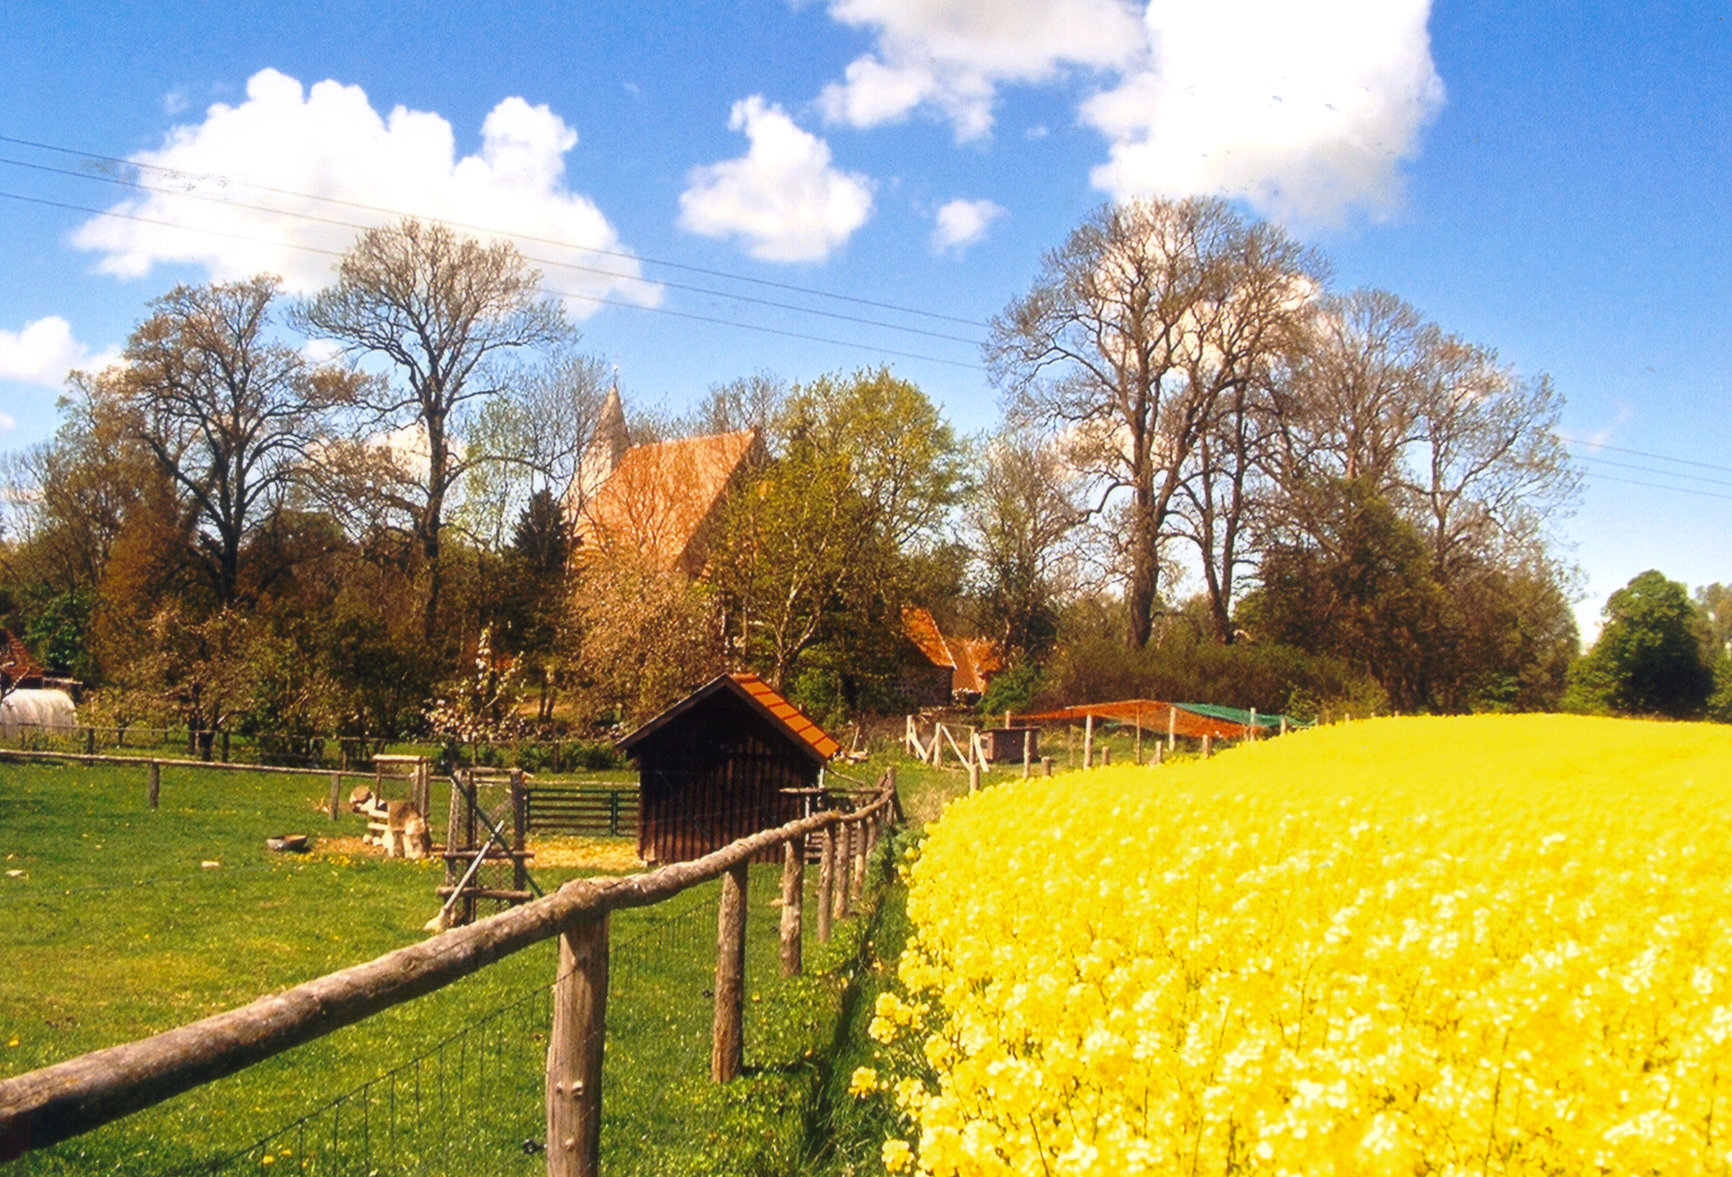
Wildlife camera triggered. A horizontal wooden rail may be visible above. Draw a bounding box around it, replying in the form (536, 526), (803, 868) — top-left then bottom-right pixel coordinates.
(0, 788), (896, 1161)
(0, 747), (377, 781)
(523, 785), (640, 837)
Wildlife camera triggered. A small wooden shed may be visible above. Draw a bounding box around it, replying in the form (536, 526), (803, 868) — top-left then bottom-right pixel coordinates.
(619, 673), (840, 865)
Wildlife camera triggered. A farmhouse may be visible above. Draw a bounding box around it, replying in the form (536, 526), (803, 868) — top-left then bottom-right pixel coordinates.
(619, 672), (839, 865)
(899, 606), (1003, 707)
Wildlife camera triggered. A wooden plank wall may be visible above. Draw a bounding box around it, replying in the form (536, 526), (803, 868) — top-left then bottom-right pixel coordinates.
(636, 693), (814, 865)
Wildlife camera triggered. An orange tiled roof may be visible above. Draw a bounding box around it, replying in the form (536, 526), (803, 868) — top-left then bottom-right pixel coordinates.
(901, 607), (955, 668)
(902, 607), (1002, 698)
(578, 429), (760, 573)
(0, 629), (45, 690)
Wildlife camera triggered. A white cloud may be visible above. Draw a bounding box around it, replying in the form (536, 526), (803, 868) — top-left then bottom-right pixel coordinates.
(73, 69), (655, 316)
(815, 0), (1443, 224)
(678, 97), (875, 262)
(819, 0), (1144, 140)
(0, 411), (15, 433)
(0, 317), (115, 387)
(1083, 0), (1444, 224)
(931, 198), (1006, 254)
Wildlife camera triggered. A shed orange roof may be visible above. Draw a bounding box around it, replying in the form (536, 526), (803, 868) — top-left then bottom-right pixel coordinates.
(729, 673), (841, 760)
(1014, 700), (1253, 740)
(617, 671), (840, 764)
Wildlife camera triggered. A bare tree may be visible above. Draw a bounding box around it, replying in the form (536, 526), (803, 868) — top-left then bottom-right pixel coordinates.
(684, 371), (788, 437)
(963, 432), (1085, 658)
(988, 196), (1323, 648)
(1401, 340), (1579, 580)
(297, 218), (574, 637)
(106, 276), (349, 606)
(456, 347), (611, 551)
(1270, 290), (1579, 583)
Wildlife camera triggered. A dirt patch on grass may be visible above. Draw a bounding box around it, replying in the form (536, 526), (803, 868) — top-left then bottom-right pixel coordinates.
(529, 836), (645, 873)
(300, 834), (644, 873)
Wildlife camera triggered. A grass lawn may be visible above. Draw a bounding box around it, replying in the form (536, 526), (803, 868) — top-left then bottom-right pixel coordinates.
(0, 758), (865, 1175)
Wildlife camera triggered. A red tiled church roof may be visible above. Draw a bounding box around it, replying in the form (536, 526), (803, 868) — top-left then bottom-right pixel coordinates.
(578, 429), (762, 575)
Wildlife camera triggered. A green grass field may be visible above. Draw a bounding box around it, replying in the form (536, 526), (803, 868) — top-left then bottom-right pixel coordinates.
(0, 757), (893, 1175)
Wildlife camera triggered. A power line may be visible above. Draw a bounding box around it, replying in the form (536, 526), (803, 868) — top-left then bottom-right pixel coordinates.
(0, 188), (984, 372)
(0, 131), (990, 330)
(0, 154), (983, 347)
(1561, 434), (1732, 477)
(1580, 470), (1732, 502)
(1575, 454), (1732, 491)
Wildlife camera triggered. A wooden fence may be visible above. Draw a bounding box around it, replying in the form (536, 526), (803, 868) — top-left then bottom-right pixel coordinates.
(0, 771), (900, 1177)
(523, 783), (641, 837)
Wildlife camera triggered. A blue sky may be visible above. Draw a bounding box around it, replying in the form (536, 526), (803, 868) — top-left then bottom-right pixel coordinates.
(1, 1), (1728, 637)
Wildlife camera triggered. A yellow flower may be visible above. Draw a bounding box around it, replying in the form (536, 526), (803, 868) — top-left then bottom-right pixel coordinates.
(849, 1065), (878, 1097)
(869, 716), (1732, 1175)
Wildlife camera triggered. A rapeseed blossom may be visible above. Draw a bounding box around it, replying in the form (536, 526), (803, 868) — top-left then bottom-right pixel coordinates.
(874, 714), (1732, 1175)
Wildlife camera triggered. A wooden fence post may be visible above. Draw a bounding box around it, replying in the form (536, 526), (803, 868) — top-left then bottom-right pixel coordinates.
(512, 770), (529, 896)
(835, 821), (853, 920)
(1101, 746), (1111, 767)
(147, 761), (160, 810)
(850, 819), (867, 906)
(712, 862), (748, 1083)
(1168, 706), (1177, 751)
(817, 824), (835, 943)
(1022, 730), (1032, 778)
(547, 914), (609, 1177)
(780, 835), (805, 977)
(1202, 734), (1213, 759)
(1083, 714), (1093, 771)
(1042, 756), (1053, 777)
(329, 773), (342, 822)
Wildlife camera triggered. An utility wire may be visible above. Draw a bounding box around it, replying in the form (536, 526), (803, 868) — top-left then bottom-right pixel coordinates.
(0, 188), (984, 371)
(0, 153), (983, 348)
(1561, 434), (1732, 477)
(1575, 454), (1732, 491)
(0, 131), (990, 329)
(1580, 470), (1732, 503)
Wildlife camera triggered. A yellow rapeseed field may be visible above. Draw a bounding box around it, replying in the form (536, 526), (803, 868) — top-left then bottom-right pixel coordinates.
(866, 714), (1732, 1175)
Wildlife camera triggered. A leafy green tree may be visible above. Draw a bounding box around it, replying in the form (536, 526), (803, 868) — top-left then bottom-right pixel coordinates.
(495, 488), (573, 721)
(711, 369), (966, 695)
(1568, 570), (1712, 718)
(1241, 479), (1449, 712)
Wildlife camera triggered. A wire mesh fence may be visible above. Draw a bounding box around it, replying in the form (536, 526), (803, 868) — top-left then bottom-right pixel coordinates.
(6, 864), (825, 1176)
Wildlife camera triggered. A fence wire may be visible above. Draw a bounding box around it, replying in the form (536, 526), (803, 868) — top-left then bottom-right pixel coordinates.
(7, 865), (826, 1176)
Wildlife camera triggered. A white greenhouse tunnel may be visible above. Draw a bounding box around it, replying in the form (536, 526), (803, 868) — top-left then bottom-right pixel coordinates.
(0, 689), (79, 738)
